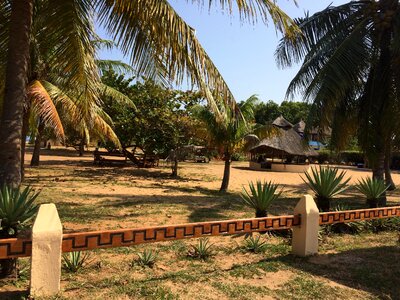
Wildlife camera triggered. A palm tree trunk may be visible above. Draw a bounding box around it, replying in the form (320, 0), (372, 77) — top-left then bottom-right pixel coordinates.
(219, 152), (231, 192)
(384, 140), (395, 190)
(372, 150), (386, 207)
(0, 0), (33, 187)
(79, 137), (85, 156)
(20, 107), (31, 180)
(30, 120), (45, 166)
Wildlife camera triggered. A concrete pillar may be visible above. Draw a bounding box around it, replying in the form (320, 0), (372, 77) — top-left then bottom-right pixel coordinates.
(292, 194), (319, 256)
(30, 204), (63, 297)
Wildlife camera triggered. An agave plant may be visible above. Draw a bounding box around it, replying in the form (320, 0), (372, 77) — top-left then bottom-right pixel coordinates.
(0, 185), (39, 238)
(0, 185), (39, 277)
(134, 249), (158, 268)
(240, 181), (281, 217)
(63, 251), (93, 273)
(301, 166), (350, 212)
(187, 238), (214, 260)
(355, 177), (389, 208)
(243, 235), (267, 253)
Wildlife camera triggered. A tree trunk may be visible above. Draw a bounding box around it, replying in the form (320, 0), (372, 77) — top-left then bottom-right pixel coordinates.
(384, 140), (395, 190)
(30, 120), (45, 166)
(78, 137), (85, 156)
(20, 107), (30, 180)
(219, 152), (231, 192)
(372, 150), (387, 207)
(0, 0), (33, 187)
(171, 149), (179, 177)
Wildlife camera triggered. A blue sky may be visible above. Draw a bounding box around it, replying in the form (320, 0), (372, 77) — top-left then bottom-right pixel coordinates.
(97, 0), (348, 104)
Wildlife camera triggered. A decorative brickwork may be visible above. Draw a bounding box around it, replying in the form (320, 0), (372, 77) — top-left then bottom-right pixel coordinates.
(61, 215), (300, 253)
(1, 206), (400, 259)
(0, 238), (32, 259)
(319, 206), (400, 225)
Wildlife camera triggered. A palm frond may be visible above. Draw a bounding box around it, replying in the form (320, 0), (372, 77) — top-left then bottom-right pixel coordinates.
(27, 80), (65, 139)
(100, 83), (136, 109)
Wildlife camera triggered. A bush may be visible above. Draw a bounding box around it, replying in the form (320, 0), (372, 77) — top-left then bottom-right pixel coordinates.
(231, 152), (246, 161)
(240, 181), (282, 217)
(364, 217), (400, 233)
(341, 151), (364, 165)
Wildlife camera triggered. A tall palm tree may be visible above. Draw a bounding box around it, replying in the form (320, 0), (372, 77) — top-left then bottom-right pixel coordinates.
(0, 1), (33, 187)
(194, 96), (257, 192)
(275, 0), (400, 198)
(0, 0), (298, 187)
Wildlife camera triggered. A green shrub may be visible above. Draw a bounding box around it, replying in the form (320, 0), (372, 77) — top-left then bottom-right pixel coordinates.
(240, 181), (282, 217)
(301, 166), (350, 212)
(63, 251), (92, 273)
(355, 177), (389, 208)
(322, 204), (363, 235)
(243, 235), (267, 253)
(231, 152), (246, 161)
(187, 238), (214, 260)
(341, 151), (364, 165)
(316, 150), (335, 164)
(134, 249), (158, 268)
(0, 185), (39, 238)
(364, 217), (400, 233)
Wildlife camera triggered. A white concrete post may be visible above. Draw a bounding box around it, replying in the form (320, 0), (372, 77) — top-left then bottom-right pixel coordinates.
(30, 204), (63, 297)
(292, 194), (319, 256)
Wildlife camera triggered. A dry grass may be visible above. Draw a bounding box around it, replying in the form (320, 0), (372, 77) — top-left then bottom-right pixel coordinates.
(1, 147), (400, 299)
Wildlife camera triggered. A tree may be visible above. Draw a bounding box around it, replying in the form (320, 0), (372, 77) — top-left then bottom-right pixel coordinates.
(101, 71), (202, 176)
(275, 0), (400, 200)
(253, 100), (310, 125)
(0, 0), (297, 187)
(0, 1), (33, 187)
(194, 96), (257, 192)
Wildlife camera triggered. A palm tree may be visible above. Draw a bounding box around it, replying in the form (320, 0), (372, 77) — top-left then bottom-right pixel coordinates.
(275, 0), (400, 202)
(0, 0), (298, 187)
(0, 1), (33, 187)
(194, 96), (257, 192)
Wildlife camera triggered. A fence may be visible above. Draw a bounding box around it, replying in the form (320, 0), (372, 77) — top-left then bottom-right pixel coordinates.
(1, 195), (399, 297)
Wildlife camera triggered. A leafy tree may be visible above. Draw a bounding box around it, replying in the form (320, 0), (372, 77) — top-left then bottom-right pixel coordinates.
(279, 101), (310, 124)
(102, 71), (202, 175)
(0, 0), (297, 187)
(276, 0), (400, 198)
(253, 100), (310, 125)
(254, 100), (280, 125)
(194, 96), (257, 192)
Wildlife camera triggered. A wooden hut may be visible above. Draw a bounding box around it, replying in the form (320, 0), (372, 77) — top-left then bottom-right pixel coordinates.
(249, 116), (318, 172)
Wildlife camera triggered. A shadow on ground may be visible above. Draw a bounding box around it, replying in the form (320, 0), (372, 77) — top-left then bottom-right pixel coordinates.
(266, 245), (400, 298)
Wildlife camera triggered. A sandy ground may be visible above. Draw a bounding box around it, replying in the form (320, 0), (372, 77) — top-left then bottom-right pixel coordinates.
(0, 147), (397, 299)
(23, 147), (400, 231)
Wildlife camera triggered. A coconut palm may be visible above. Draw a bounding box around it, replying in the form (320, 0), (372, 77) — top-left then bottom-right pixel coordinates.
(0, 0), (298, 187)
(194, 95), (257, 192)
(275, 0), (400, 201)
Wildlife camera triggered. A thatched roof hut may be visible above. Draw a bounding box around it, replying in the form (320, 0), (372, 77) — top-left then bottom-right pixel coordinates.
(272, 115), (293, 130)
(293, 120), (305, 135)
(250, 128), (318, 157)
(250, 117), (318, 158)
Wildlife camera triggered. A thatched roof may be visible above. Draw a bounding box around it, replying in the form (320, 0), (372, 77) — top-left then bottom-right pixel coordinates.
(272, 115), (293, 129)
(293, 120), (306, 134)
(250, 128), (318, 157)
